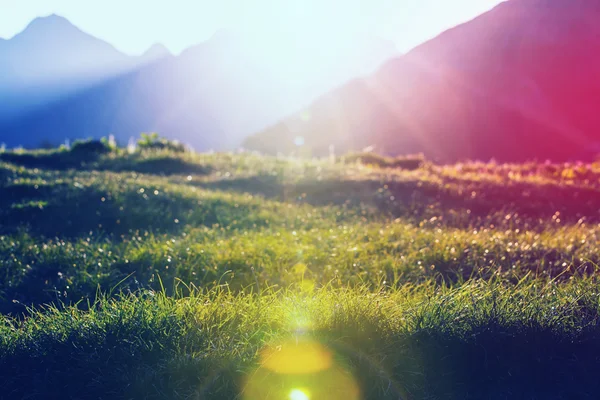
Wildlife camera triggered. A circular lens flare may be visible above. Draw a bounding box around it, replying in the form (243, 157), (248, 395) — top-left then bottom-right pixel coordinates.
(260, 340), (332, 374)
(289, 389), (310, 400)
(244, 338), (360, 400)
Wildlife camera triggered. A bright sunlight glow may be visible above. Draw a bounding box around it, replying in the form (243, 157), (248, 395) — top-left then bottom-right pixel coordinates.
(1, 1), (504, 56)
(245, 337), (361, 400)
(260, 340), (332, 374)
(289, 389), (310, 400)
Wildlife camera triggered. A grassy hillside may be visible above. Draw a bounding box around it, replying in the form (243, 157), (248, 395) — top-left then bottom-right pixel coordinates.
(1, 144), (600, 399)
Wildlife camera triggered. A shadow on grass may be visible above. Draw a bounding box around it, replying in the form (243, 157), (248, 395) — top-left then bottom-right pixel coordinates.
(0, 182), (261, 239)
(2, 313), (599, 399)
(109, 156), (212, 176)
(0, 151), (96, 170)
(0, 151), (212, 176)
(0, 186), (184, 238)
(195, 174), (600, 226)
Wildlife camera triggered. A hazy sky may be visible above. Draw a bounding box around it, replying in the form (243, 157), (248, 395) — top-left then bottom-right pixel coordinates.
(0, 0), (505, 55)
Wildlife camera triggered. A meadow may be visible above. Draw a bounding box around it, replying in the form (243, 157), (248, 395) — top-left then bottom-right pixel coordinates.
(1, 141), (600, 399)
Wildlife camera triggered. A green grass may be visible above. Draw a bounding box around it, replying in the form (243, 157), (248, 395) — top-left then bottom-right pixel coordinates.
(1, 148), (600, 398)
(3, 282), (600, 399)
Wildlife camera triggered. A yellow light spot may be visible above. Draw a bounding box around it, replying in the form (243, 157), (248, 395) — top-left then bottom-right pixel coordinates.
(299, 279), (315, 293)
(244, 339), (362, 400)
(260, 340), (332, 374)
(290, 389), (310, 400)
(292, 263), (307, 275)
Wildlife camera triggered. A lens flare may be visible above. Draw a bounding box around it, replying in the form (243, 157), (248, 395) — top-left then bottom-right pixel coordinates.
(300, 111), (312, 122)
(243, 338), (360, 400)
(289, 389), (310, 400)
(260, 340), (332, 374)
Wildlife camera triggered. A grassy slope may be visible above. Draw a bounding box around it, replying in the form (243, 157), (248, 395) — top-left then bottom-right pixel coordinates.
(1, 148), (600, 399)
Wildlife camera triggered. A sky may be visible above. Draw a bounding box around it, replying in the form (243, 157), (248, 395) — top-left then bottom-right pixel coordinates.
(0, 0), (505, 55)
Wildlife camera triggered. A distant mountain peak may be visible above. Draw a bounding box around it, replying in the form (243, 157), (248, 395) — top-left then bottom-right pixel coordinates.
(0, 13), (134, 89)
(143, 43), (172, 59)
(26, 14), (76, 30)
(13, 13), (83, 43)
(33, 13), (69, 22)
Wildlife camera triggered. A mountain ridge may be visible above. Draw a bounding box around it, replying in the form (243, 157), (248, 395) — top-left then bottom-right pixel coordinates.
(0, 16), (398, 150)
(244, 0), (600, 162)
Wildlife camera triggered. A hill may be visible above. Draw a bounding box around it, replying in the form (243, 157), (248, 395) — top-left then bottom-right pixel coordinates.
(245, 0), (600, 162)
(1, 143), (600, 398)
(0, 17), (397, 150)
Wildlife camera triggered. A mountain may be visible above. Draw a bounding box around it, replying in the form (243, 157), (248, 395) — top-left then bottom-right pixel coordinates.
(0, 14), (131, 87)
(245, 0), (600, 162)
(0, 14), (144, 124)
(141, 43), (172, 62)
(0, 17), (397, 149)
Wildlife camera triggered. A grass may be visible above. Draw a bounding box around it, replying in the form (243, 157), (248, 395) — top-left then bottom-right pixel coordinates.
(1, 147), (600, 398)
(3, 282), (600, 399)
(341, 152), (425, 170)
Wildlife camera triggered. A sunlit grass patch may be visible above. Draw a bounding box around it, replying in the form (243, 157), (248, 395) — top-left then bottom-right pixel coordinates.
(2, 281), (600, 398)
(1, 149), (600, 398)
